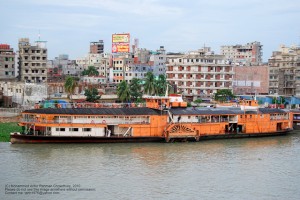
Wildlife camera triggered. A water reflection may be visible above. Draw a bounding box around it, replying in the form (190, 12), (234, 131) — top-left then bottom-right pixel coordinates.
(1, 132), (299, 199)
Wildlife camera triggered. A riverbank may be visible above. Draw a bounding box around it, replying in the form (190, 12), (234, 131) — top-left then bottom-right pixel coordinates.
(0, 119), (22, 142)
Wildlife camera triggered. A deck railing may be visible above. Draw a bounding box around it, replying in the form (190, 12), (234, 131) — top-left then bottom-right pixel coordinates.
(35, 102), (147, 109)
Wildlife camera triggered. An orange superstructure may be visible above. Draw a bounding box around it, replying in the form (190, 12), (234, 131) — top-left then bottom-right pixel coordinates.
(10, 96), (293, 144)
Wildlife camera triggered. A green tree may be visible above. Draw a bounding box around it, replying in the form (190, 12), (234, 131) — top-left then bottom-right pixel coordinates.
(82, 66), (99, 76)
(64, 76), (78, 101)
(155, 74), (167, 96)
(84, 88), (101, 102)
(272, 96), (285, 104)
(117, 80), (131, 102)
(130, 78), (142, 101)
(214, 89), (235, 103)
(143, 72), (157, 95)
(194, 99), (202, 104)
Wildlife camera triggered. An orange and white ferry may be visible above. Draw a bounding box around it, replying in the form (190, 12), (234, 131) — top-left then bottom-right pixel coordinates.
(10, 95), (293, 143)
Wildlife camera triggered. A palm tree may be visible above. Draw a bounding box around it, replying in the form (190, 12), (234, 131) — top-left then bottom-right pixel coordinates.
(64, 76), (78, 101)
(117, 80), (131, 103)
(82, 66), (99, 76)
(130, 78), (142, 101)
(156, 74), (168, 96)
(143, 72), (157, 95)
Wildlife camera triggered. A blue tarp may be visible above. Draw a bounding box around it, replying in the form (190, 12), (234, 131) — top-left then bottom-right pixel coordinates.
(42, 100), (68, 108)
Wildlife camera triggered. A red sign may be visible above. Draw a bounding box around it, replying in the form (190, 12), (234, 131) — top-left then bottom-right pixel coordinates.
(112, 43), (130, 53)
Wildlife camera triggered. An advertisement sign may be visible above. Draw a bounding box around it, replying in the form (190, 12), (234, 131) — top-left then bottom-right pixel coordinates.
(112, 33), (130, 53)
(112, 34), (130, 43)
(112, 43), (130, 53)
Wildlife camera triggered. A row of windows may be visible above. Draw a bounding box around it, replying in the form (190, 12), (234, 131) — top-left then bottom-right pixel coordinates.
(4, 64), (14, 68)
(24, 69), (46, 73)
(23, 49), (47, 54)
(56, 128), (91, 132)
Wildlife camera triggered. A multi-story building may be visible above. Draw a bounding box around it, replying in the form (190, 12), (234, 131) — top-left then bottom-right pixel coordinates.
(166, 47), (234, 100)
(268, 45), (300, 96)
(18, 38), (48, 83)
(82, 75), (107, 84)
(221, 41), (263, 66)
(233, 65), (269, 95)
(112, 53), (134, 83)
(150, 46), (167, 76)
(76, 53), (103, 68)
(98, 53), (111, 80)
(90, 40), (104, 54)
(0, 44), (16, 80)
(47, 54), (81, 82)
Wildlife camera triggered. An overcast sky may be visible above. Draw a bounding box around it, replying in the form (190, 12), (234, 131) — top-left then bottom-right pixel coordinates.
(1, 0), (300, 61)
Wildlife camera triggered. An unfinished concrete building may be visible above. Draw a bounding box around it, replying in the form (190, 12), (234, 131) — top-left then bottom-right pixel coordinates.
(90, 40), (104, 54)
(268, 45), (300, 96)
(0, 44), (15, 80)
(18, 38), (48, 83)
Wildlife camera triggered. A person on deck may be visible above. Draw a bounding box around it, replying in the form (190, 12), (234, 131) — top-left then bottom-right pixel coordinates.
(177, 116), (181, 123)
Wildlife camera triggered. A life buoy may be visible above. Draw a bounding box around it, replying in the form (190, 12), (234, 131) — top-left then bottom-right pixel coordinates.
(102, 120), (106, 124)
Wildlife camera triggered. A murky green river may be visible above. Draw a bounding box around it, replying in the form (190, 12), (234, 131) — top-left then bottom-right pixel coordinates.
(1, 132), (300, 199)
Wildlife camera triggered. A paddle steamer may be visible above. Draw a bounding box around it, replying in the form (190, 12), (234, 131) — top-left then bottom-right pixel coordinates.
(10, 95), (293, 143)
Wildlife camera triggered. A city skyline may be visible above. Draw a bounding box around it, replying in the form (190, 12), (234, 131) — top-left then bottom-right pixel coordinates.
(1, 0), (300, 60)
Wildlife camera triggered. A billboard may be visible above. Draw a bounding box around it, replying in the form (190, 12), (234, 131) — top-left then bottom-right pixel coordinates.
(112, 43), (130, 53)
(112, 34), (130, 43)
(112, 33), (130, 53)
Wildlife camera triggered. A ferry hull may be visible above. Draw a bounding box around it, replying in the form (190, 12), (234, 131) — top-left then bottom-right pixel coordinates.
(10, 134), (165, 144)
(10, 130), (292, 144)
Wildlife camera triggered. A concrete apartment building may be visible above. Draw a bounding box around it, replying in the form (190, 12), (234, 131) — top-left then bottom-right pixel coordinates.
(112, 53), (134, 83)
(90, 40), (104, 54)
(0, 44), (16, 80)
(268, 45), (300, 96)
(221, 41), (263, 66)
(166, 47), (234, 100)
(233, 65), (269, 95)
(149, 46), (167, 76)
(18, 38), (47, 83)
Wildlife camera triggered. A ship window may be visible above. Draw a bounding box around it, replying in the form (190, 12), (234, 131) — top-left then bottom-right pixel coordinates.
(69, 128), (79, 132)
(240, 115), (243, 118)
(83, 128), (91, 132)
(56, 128), (65, 131)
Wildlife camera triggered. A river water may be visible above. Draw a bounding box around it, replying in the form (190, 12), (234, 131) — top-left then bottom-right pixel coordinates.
(1, 132), (300, 200)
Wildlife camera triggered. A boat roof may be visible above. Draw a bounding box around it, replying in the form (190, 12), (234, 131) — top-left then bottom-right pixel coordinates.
(169, 107), (289, 115)
(23, 107), (164, 116)
(22, 107), (289, 116)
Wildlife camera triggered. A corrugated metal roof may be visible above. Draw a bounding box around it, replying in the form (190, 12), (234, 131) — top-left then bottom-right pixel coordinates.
(170, 107), (244, 115)
(23, 107), (164, 116)
(23, 107), (290, 116)
(170, 107), (289, 115)
(258, 108), (288, 114)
